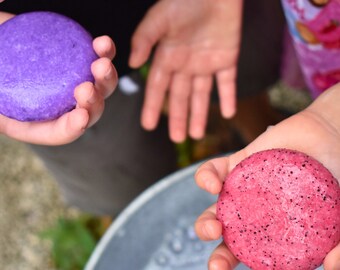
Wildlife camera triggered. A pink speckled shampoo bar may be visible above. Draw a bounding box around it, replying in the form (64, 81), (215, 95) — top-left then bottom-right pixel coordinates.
(217, 148), (340, 270)
(0, 11), (97, 121)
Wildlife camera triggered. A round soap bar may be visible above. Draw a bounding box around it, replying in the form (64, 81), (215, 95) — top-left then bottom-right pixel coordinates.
(217, 148), (340, 270)
(0, 11), (98, 121)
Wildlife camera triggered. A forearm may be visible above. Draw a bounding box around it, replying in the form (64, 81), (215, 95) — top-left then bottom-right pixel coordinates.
(238, 82), (340, 181)
(307, 83), (340, 138)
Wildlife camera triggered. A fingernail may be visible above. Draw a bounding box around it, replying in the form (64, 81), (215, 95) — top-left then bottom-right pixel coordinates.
(104, 67), (112, 80)
(203, 222), (215, 239)
(142, 110), (157, 130)
(205, 179), (214, 191)
(171, 130), (185, 143)
(204, 179), (211, 190)
(221, 106), (236, 119)
(190, 126), (204, 140)
(128, 49), (139, 67)
(87, 89), (97, 104)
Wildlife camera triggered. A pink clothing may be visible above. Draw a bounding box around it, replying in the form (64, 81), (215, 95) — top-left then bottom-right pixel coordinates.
(281, 0), (340, 98)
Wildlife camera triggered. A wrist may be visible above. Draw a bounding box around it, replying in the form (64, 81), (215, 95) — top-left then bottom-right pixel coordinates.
(308, 83), (340, 137)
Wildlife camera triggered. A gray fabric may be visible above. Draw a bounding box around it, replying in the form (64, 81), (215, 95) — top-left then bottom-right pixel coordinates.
(29, 0), (285, 216)
(30, 73), (177, 216)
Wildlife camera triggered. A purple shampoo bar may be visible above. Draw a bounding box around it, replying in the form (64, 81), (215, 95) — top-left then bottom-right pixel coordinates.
(0, 11), (97, 121)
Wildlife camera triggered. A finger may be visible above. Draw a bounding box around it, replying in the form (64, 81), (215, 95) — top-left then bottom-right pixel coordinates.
(141, 65), (170, 130)
(195, 156), (231, 194)
(129, 2), (168, 68)
(0, 108), (89, 145)
(209, 242), (239, 270)
(168, 73), (191, 143)
(323, 242), (340, 270)
(0, 12), (14, 24)
(195, 204), (222, 241)
(74, 81), (104, 127)
(91, 57), (118, 98)
(93, 35), (116, 60)
(189, 75), (213, 140)
(216, 68), (237, 118)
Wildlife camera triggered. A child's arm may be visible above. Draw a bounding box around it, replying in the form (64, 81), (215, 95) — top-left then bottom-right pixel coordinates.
(195, 83), (340, 270)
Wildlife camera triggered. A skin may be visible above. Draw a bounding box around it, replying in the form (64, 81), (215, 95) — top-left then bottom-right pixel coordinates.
(194, 83), (340, 270)
(0, 11), (118, 145)
(129, 0), (243, 142)
(2, 1), (339, 267)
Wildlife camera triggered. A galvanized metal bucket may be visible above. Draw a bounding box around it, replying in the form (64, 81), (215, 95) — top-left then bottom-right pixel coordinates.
(85, 161), (324, 270)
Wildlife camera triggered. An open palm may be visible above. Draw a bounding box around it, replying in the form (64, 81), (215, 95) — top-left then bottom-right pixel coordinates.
(130, 0), (243, 142)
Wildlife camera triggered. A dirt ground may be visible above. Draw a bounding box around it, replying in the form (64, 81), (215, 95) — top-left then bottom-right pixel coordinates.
(0, 136), (81, 270)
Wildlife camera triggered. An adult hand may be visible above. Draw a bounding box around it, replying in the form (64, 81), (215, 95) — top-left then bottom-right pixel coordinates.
(129, 0), (243, 142)
(194, 83), (340, 269)
(0, 14), (118, 145)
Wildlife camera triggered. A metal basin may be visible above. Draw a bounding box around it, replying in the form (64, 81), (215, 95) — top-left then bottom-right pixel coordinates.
(85, 161), (324, 270)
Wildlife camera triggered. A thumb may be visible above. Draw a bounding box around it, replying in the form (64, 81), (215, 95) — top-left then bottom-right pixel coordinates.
(0, 12), (15, 24)
(129, 2), (169, 68)
(323, 242), (340, 270)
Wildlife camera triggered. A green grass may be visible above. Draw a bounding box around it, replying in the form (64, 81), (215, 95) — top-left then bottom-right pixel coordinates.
(40, 215), (105, 270)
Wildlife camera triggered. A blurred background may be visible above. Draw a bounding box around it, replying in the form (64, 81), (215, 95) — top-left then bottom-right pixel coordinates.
(0, 82), (312, 270)
(0, 133), (107, 270)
